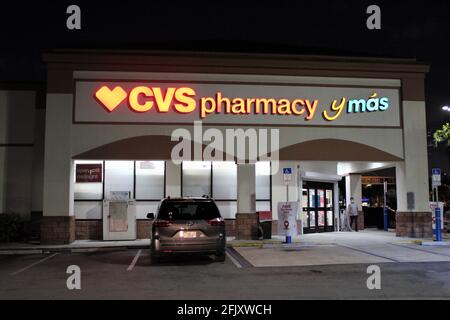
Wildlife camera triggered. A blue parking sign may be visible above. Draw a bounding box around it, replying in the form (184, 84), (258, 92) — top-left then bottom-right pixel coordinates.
(432, 168), (441, 175)
(283, 168), (292, 174)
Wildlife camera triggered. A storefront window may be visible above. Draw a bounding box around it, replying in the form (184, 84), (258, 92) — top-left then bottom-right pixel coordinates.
(73, 160), (103, 200)
(309, 189), (316, 208)
(214, 201), (237, 219)
(318, 189), (325, 207)
(182, 161), (211, 197)
(212, 161), (237, 200)
(318, 210), (325, 226)
(302, 189), (308, 208)
(104, 160), (134, 199)
(135, 161), (165, 200)
(256, 161), (271, 200)
(256, 201), (271, 212)
(326, 211), (333, 226)
(326, 190), (333, 208)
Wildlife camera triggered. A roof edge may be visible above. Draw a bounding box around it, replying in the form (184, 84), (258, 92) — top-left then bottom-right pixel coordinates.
(42, 49), (430, 74)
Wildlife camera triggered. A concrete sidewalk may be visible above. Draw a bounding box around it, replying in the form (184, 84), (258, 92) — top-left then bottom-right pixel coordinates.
(228, 229), (450, 247)
(230, 229), (450, 267)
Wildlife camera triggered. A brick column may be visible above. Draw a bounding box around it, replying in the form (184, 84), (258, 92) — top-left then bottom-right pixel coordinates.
(235, 213), (259, 240)
(396, 211), (432, 238)
(41, 216), (75, 244)
(236, 164), (257, 240)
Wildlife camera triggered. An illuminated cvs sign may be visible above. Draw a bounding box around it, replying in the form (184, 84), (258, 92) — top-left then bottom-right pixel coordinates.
(74, 80), (400, 127)
(94, 85), (390, 122)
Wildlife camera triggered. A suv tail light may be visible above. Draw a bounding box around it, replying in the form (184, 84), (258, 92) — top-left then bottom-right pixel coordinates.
(206, 217), (225, 226)
(154, 220), (172, 227)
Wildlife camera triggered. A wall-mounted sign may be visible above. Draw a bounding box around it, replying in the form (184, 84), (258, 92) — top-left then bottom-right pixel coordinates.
(75, 163), (102, 183)
(361, 176), (395, 185)
(74, 80), (400, 127)
(258, 211), (272, 222)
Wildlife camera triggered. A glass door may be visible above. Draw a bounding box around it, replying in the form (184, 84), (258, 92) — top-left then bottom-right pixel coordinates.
(302, 181), (334, 233)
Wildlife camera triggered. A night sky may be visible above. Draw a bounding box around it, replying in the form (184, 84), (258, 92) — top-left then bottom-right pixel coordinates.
(1, 1), (449, 171)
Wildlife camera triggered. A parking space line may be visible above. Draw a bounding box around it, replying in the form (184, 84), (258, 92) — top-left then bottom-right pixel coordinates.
(10, 253), (59, 276)
(390, 243), (450, 258)
(127, 249), (142, 271)
(226, 247), (253, 268)
(334, 243), (399, 262)
(226, 249), (242, 268)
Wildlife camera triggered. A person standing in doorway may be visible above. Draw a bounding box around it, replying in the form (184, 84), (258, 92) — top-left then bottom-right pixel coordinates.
(347, 197), (359, 232)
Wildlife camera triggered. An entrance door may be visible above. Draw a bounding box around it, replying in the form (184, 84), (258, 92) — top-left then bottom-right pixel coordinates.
(103, 200), (137, 240)
(302, 181), (334, 233)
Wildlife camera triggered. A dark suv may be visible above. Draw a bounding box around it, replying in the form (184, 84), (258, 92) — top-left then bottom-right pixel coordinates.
(147, 197), (226, 264)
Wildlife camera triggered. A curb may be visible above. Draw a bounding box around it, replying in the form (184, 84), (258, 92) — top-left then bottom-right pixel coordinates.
(420, 241), (450, 247)
(0, 245), (150, 255)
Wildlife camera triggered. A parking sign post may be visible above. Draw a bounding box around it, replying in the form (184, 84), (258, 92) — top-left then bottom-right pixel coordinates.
(431, 168), (442, 242)
(283, 168), (292, 202)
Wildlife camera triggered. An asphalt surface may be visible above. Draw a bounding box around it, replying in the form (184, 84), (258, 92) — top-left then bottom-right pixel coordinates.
(1, 248), (450, 299)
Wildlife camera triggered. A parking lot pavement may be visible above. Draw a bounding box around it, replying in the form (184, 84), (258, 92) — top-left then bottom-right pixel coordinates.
(0, 230), (449, 299)
(1, 248), (450, 299)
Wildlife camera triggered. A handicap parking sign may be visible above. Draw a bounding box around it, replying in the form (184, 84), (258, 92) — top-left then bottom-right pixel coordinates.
(283, 168), (292, 183)
(432, 168), (441, 187)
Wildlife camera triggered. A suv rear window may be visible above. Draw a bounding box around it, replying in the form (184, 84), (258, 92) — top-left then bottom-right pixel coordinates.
(158, 200), (221, 221)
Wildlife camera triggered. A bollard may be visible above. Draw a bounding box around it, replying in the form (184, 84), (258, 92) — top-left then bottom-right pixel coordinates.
(286, 236), (292, 244)
(435, 207), (442, 242)
(383, 207), (388, 231)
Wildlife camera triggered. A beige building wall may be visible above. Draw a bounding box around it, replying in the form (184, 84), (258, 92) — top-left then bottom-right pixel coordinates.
(396, 101), (430, 212)
(42, 93), (74, 217)
(0, 90), (39, 219)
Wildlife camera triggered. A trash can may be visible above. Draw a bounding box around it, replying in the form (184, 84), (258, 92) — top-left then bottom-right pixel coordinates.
(258, 211), (272, 239)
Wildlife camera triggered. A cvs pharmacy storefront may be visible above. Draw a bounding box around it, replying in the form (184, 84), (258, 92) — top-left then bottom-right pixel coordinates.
(40, 50), (431, 244)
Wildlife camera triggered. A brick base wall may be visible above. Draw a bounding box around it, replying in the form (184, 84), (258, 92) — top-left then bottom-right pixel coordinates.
(235, 213), (259, 240)
(74, 220), (153, 240)
(69, 216), (370, 241)
(76, 220), (102, 240)
(225, 219), (236, 237)
(137, 220), (152, 239)
(396, 211), (432, 238)
(41, 216), (75, 244)
(29, 211), (43, 240)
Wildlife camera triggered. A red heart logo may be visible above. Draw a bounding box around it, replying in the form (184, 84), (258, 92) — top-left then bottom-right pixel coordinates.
(95, 86), (127, 112)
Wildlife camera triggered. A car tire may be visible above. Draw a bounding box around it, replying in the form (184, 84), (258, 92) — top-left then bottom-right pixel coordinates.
(215, 251), (226, 262)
